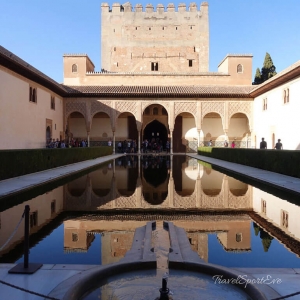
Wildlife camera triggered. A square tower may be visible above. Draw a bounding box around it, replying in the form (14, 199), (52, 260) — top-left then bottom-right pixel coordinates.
(101, 2), (209, 73)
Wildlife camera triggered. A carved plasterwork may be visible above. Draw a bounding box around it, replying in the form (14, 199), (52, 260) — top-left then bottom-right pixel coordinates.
(65, 101), (87, 119)
(174, 102), (197, 119)
(91, 100), (112, 118)
(173, 191), (196, 208)
(228, 102), (252, 121)
(202, 102), (224, 119)
(115, 101), (138, 119)
(201, 194), (224, 208)
(141, 101), (170, 114)
(91, 192), (113, 209)
(115, 195), (137, 208)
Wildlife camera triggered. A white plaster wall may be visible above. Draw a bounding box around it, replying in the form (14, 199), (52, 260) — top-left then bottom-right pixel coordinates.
(252, 187), (300, 239)
(253, 76), (300, 150)
(0, 68), (63, 149)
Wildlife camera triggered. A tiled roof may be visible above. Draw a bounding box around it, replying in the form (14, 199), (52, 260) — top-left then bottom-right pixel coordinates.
(64, 85), (254, 98)
(0, 45), (67, 95)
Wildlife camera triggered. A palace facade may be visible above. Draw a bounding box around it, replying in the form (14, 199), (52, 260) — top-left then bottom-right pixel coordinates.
(0, 2), (300, 151)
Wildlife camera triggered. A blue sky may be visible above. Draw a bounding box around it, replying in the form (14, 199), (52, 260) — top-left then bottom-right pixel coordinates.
(1, 0), (299, 83)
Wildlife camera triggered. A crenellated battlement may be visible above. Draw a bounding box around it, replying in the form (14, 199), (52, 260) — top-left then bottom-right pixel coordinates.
(101, 2), (208, 13)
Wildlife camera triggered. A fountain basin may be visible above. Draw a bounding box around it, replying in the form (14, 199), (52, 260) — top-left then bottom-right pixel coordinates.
(60, 260), (267, 300)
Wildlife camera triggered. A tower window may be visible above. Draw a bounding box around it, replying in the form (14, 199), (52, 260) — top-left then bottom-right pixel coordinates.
(72, 64), (77, 73)
(189, 60), (193, 67)
(175, 26), (178, 30)
(237, 64), (243, 73)
(151, 62), (158, 71)
(114, 47), (116, 51)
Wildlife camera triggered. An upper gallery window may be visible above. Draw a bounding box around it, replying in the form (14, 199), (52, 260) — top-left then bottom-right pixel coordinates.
(29, 87), (37, 103)
(51, 96), (55, 110)
(283, 88), (289, 104)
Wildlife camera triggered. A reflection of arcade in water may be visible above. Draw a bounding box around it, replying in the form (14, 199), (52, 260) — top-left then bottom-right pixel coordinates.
(63, 155), (253, 263)
(2, 156), (300, 267)
(65, 156), (251, 211)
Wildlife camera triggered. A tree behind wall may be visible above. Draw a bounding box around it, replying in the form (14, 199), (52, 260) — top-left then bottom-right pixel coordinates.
(253, 52), (277, 85)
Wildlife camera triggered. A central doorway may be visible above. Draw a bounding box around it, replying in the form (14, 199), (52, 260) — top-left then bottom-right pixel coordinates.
(143, 120), (168, 150)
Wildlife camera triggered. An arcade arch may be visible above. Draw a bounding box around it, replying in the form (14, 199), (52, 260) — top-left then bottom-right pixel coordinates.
(202, 112), (224, 146)
(90, 112), (112, 144)
(68, 111), (86, 140)
(228, 113), (250, 147)
(116, 112), (138, 143)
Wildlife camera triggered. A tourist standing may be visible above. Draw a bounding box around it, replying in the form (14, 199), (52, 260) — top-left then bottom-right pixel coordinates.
(274, 139), (283, 150)
(260, 138), (267, 149)
(223, 140), (228, 147)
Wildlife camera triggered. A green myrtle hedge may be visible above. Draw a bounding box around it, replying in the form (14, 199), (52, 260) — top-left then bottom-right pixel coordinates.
(0, 147), (113, 181)
(198, 147), (300, 179)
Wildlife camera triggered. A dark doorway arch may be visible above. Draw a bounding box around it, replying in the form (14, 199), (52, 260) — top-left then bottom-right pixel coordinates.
(143, 120), (168, 150)
(46, 126), (51, 144)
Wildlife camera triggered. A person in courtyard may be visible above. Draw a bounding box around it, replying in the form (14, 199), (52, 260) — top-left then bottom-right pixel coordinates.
(224, 140), (228, 147)
(231, 140), (236, 148)
(274, 139), (283, 150)
(108, 139), (112, 147)
(260, 138), (267, 149)
(208, 139), (212, 147)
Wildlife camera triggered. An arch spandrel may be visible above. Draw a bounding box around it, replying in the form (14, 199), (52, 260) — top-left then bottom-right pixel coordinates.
(201, 102), (225, 128)
(174, 102), (197, 121)
(228, 102), (252, 124)
(91, 100), (112, 117)
(141, 102), (170, 115)
(115, 101), (138, 120)
(65, 101), (88, 123)
(173, 190), (197, 208)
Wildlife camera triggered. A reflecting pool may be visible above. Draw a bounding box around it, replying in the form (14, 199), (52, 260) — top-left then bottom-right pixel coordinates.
(1, 155), (300, 268)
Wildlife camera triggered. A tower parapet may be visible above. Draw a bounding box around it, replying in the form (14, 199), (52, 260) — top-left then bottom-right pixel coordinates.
(101, 2), (209, 73)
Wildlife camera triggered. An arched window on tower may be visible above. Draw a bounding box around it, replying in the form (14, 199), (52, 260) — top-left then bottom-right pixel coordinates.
(72, 64), (78, 73)
(153, 107), (159, 115)
(237, 64), (243, 73)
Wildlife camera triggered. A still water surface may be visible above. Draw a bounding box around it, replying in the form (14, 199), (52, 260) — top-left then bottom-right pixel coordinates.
(1, 155), (300, 268)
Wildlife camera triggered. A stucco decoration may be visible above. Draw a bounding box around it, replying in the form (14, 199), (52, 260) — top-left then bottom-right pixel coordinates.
(228, 102), (252, 122)
(202, 102), (224, 119)
(115, 194), (137, 208)
(115, 101), (138, 119)
(141, 101), (170, 114)
(201, 193), (224, 208)
(65, 101), (87, 124)
(91, 192), (113, 209)
(91, 100), (112, 117)
(174, 102), (197, 120)
(91, 100), (114, 129)
(228, 189), (251, 209)
(174, 191), (196, 208)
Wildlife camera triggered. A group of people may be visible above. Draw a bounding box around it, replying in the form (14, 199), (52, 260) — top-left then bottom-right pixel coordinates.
(46, 138), (88, 148)
(260, 138), (283, 150)
(116, 139), (138, 153)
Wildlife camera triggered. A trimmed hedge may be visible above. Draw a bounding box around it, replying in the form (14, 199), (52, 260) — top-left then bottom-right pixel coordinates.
(0, 147), (113, 180)
(198, 147), (300, 179)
